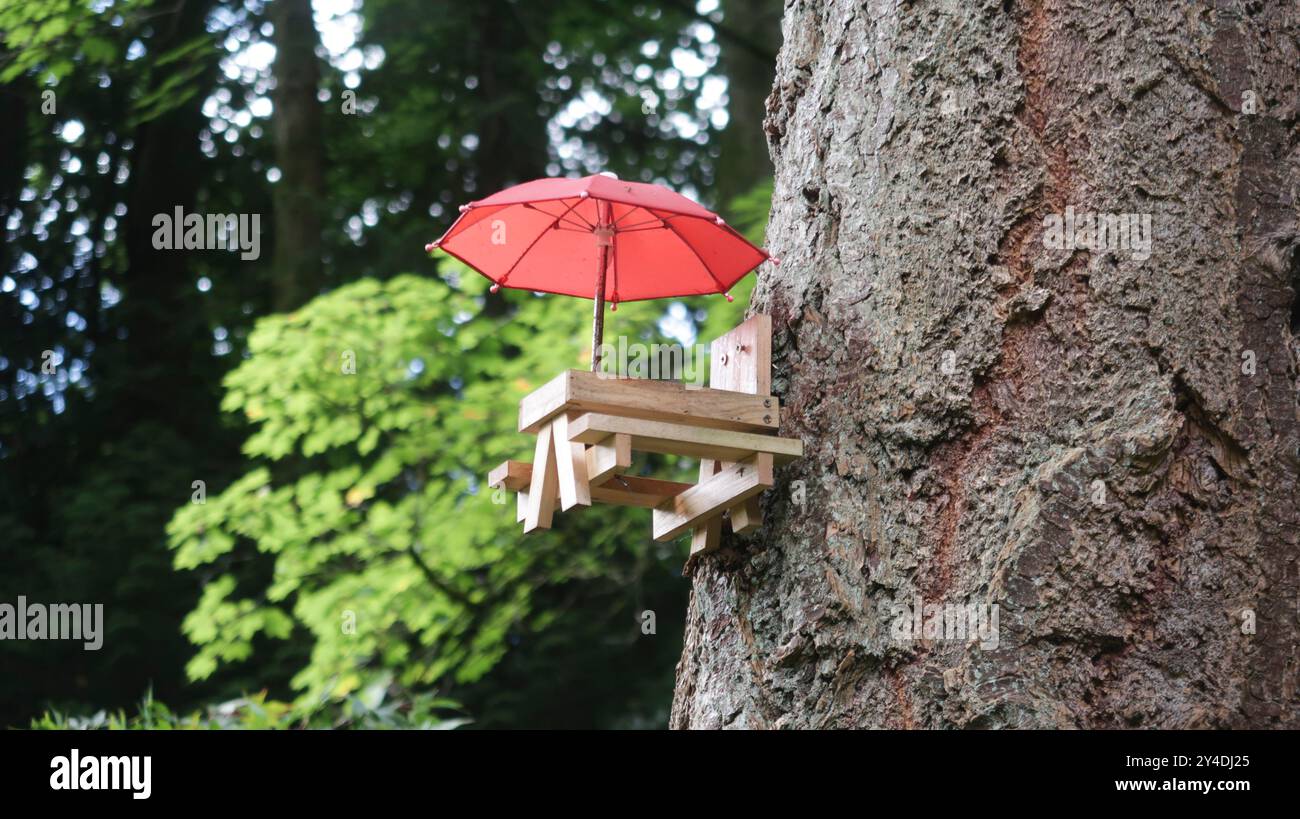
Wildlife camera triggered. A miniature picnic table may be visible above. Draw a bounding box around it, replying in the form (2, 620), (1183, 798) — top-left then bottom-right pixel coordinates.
(488, 314), (803, 557)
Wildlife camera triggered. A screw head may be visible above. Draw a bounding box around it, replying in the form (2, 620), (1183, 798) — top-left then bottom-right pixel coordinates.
(763, 415), (772, 424)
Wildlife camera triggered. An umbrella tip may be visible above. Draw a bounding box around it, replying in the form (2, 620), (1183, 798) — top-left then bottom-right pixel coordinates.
(770, 256), (781, 265)
(459, 204), (470, 212)
(724, 292), (734, 303)
(489, 284), (501, 294)
(714, 216), (726, 226)
(598, 171), (619, 179)
(424, 241), (438, 253)
(610, 302), (617, 312)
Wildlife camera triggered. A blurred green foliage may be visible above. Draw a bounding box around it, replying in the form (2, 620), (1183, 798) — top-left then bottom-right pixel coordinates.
(0, 0), (128, 83)
(163, 242), (763, 717)
(1, 0), (775, 728)
(33, 681), (469, 730)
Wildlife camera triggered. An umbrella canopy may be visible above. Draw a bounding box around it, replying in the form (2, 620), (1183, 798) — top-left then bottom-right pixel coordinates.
(429, 173), (771, 302)
(427, 173), (775, 370)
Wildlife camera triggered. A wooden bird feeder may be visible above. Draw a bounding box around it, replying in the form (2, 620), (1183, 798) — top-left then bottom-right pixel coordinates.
(488, 314), (802, 557)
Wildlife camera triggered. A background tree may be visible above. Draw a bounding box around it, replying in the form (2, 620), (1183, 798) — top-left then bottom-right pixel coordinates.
(0, 0), (239, 723)
(673, 0), (1299, 728)
(700, 0), (780, 205)
(269, 0), (325, 310)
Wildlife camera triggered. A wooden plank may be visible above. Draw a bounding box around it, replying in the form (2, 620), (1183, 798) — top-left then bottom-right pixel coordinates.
(653, 456), (774, 541)
(489, 460), (531, 492)
(519, 369), (778, 434)
(591, 477), (689, 509)
(566, 372), (777, 432)
(709, 314), (771, 395)
(516, 370), (570, 433)
(551, 414), (591, 511)
(524, 422), (559, 532)
(495, 461), (691, 510)
(585, 433), (631, 486)
(567, 413), (803, 464)
(728, 496), (764, 535)
(689, 459), (722, 556)
(690, 515), (721, 555)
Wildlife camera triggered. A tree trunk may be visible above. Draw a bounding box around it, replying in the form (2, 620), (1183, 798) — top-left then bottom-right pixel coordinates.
(672, 0), (1299, 729)
(119, 0), (216, 436)
(713, 0), (782, 206)
(270, 0), (325, 311)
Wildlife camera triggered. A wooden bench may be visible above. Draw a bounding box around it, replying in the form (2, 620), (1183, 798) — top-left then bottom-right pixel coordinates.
(487, 314), (802, 556)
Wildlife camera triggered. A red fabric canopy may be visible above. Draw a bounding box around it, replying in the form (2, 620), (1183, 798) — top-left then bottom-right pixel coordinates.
(431, 174), (771, 304)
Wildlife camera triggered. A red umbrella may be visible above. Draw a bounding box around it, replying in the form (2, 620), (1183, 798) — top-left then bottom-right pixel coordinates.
(426, 173), (775, 371)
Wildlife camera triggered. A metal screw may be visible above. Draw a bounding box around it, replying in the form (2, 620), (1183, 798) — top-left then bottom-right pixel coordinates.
(763, 415), (772, 424)
(763, 399), (771, 408)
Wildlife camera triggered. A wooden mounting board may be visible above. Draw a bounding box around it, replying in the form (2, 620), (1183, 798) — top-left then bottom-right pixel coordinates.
(519, 369), (778, 435)
(689, 314), (774, 553)
(710, 314), (771, 395)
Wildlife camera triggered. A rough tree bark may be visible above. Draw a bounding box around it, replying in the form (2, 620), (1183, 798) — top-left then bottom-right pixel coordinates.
(672, 0), (1299, 728)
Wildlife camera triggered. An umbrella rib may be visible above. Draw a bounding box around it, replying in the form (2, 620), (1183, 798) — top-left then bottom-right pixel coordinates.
(658, 214), (729, 294)
(615, 208), (668, 231)
(614, 221), (666, 232)
(498, 199), (586, 286)
(526, 201), (593, 232)
(566, 203), (597, 230)
(613, 205), (648, 227)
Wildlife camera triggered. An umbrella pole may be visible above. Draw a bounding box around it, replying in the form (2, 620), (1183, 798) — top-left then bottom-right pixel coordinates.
(591, 243), (608, 373)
